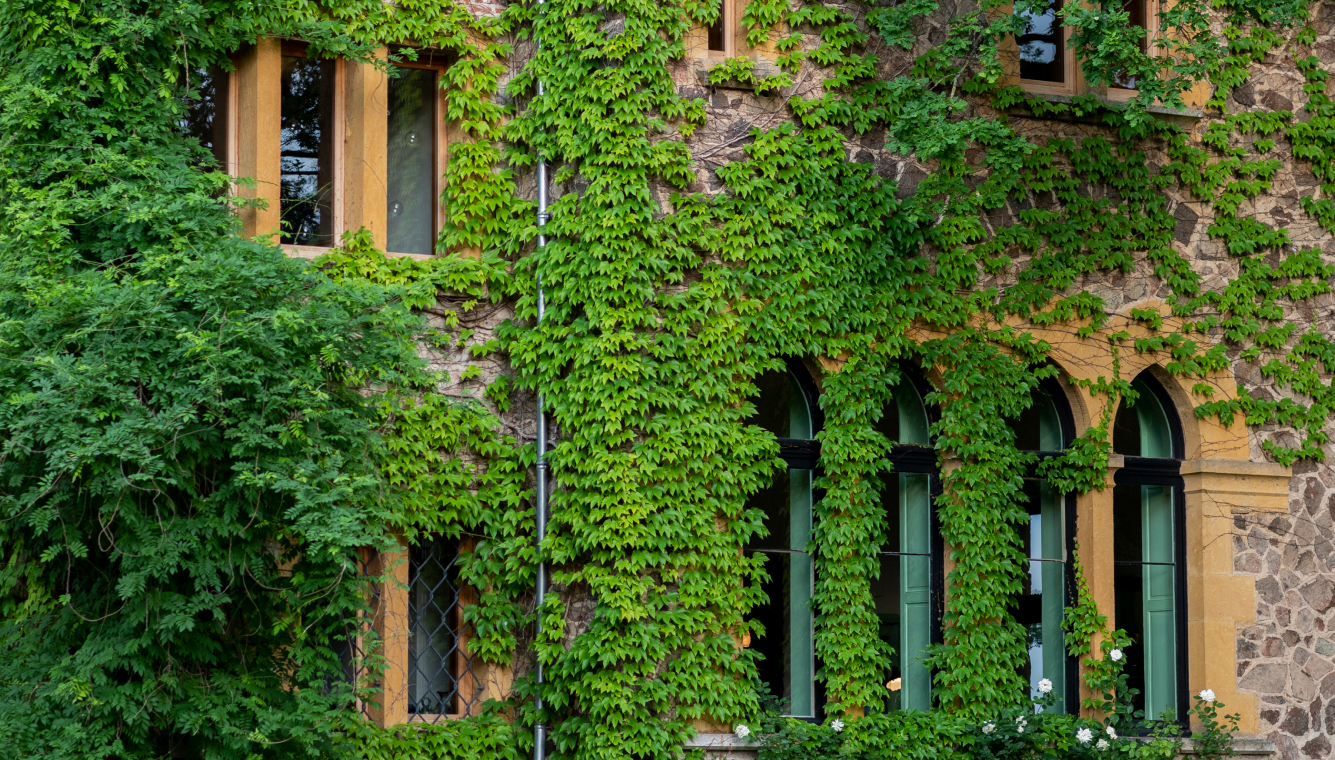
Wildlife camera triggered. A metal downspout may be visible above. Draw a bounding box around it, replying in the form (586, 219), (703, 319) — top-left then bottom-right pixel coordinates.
(534, 69), (550, 760)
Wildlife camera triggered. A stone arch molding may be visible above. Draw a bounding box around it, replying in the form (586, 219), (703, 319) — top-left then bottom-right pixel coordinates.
(1028, 312), (1291, 733)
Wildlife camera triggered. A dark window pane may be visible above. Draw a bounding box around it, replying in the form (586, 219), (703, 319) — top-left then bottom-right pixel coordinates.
(1017, 0), (1065, 82)
(408, 537), (462, 715)
(1113, 379), (1174, 458)
(1113, 483), (1147, 714)
(387, 68), (437, 255)
(872, 472), (933, 711)
(873, 475), (903, 710)
(748, 370), (812, 439)
(746, 467), (815, 717)
(707, 0), (726, 51)
(1012, 480), (1066, 710)
(180, 66), (229, 168)
(878, 378), (930, 446)
(280, 55), (336, 246)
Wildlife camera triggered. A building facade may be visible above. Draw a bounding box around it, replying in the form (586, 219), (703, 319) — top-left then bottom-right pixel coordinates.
(178, 1), (1335, 757)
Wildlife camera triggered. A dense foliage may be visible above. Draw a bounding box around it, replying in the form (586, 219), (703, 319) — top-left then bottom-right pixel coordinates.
(0, 4), (423, 758)
(1, 0), (1331, 757)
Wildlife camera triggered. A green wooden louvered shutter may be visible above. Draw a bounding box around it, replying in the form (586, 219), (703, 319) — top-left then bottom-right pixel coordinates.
(901, 472), (932, 711)
(1142, 484), (1177, 719)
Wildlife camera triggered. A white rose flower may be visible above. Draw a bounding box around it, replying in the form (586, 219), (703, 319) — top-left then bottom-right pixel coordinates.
(734, 724), (751, 740)
(1105, 726), (1117, 739)
(1109, 648), (1123, 662)
(1076, 727), (1094, 744)
(831, 719), (844, 733)
(1015, 716), (1027, 734)
(981, 721), (996, 735)
(1037, 678), (1053, 695)
(1199, 689), (1216, 703)
(1096, 739), (1110, 750)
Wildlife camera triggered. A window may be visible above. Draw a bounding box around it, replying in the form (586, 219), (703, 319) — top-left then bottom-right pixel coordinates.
(745, 362), (820, 718)
(322, 538), (490, 725)
(1107, 0), (1156, 102)
(280, 45), (339, 247)
(704, 0), (736, 58)
(405, 536), (482, 720)
(1007, 379), (1077, 713)
(386, 59), (447, 256)
(1016, 0), (1066, 85)
(180, 65), (234, 171)
(227, 38), (450, 256)
(1112, 374), (1186, 722)
(1013, 0), (1077, 94)
(871, 373), (939, 712)
(1011, 0), (1157, 99)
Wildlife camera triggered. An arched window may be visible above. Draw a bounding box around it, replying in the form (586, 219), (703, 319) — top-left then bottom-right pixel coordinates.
(745, 360), (821, 718)
(1008, 378), (1078, 714)
(871, 370), (939, 712)
(1112, 373), (1187, 722)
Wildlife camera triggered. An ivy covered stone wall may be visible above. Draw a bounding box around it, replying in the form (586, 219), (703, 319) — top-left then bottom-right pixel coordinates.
(5, 0), (1335, 757)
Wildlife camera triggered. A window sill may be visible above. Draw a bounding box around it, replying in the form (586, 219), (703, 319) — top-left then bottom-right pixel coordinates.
(1004, 90), (1206, 128)
(1174, 736), (1275, 756)
(687, 733), (1275, 756)
(283, 245), (435, 261)
(683, 733), (758, 751)
(690, 57), (783, 92)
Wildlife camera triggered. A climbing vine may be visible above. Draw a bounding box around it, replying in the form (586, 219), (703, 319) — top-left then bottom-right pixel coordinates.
(2, 0), (1334, 758)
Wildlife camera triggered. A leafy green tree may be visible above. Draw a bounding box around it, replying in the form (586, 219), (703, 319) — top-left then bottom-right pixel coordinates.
(0, 2), (418, 757)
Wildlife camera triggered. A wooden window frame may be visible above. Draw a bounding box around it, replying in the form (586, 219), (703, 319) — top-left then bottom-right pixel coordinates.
(705, 0), (737, 61)
(360, 538), (487, 726)
(1005, 0), (1082, 97)
(231, 38), (453, 259)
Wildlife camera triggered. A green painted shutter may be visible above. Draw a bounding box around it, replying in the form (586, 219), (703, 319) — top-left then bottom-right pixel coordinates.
(1040, 482), (1066, 710)
(788, 468), (814, 717)
(901, 473), (932, 710)
(1142, 485), (1177, 720)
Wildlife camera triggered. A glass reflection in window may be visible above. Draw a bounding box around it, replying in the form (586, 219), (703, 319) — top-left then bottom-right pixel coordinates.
(180, 66), (229, 168)
(280, 55), (336, 247)
(1017, 0), (1064, 83)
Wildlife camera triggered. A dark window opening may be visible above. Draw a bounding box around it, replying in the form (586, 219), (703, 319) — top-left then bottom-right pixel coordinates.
(1111, 372), (1186, 725)
(408, 536), (472, 716)
(707, 0), (727, 52)
(745, 365), (819, 718)
(873, 373), (941, 712)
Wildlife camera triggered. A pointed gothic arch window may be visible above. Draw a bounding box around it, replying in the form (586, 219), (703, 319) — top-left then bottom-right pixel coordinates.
(1112, 373), (1187, 722)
